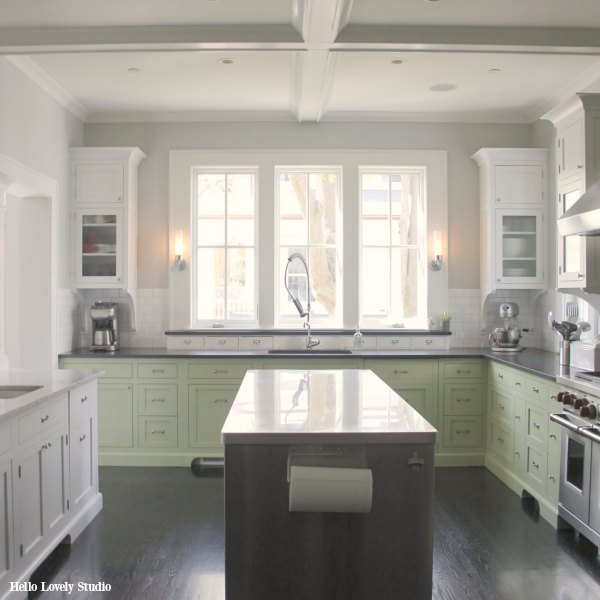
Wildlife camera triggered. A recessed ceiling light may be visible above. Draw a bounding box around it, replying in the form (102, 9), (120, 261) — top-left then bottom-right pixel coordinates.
(127, 67), (141, 73)
(424, 0), (441, 2)
(488, 68), (502, 74)
(430, 83), (456, 92)
(390, 58), (406, 65)
(219, 58), (234, 65)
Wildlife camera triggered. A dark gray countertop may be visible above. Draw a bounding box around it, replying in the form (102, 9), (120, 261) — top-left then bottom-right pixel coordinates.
(59, 347), (559, 380)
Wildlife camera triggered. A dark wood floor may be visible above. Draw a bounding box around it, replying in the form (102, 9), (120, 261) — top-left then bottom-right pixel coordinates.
(30, 467), (600, 600)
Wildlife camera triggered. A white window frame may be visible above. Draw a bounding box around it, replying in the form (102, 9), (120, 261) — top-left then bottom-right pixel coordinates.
(358, 166), (427, 327)
(274, 165), (344, 327)
(190, 166), (259, 327)
(169, 149), (447, 330)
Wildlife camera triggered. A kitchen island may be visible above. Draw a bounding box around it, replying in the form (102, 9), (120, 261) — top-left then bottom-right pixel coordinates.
(221, 369), (437, 600)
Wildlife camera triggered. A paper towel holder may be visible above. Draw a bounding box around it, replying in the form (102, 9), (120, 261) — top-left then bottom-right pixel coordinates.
(286, 449), (343, 483)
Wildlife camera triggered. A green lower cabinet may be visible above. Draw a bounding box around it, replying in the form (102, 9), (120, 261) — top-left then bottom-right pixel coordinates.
(524, 443), (548, 495)
(490, 419), (514, 467)
(392, 383), (436, 423)
(547, 452), (560, 505)
(188, 385), (237, 449)
(138, 416), (178, 448)
(97, 383), (134, 448)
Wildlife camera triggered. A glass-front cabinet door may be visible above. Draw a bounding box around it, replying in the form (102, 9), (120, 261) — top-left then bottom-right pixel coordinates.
(75, 208), (123, 285)
(558, 177), (585, 286)
(495, 209), (543, 285)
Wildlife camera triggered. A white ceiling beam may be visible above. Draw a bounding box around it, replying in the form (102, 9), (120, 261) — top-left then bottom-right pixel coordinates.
(336, 25), (600, 54)
(291, 0), (351, 122)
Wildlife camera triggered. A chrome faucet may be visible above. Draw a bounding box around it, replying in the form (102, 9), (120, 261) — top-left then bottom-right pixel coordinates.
(284, 253), (320, 350)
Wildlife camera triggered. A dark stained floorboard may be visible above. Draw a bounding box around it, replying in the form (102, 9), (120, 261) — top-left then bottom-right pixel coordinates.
(29, 467), (600, 599)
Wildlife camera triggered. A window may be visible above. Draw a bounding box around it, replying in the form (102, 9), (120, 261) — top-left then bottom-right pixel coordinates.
(276, 167), (342, 326)
(192, 168), (257, 326)
(170, 149), (446, 331)
(360, 168), (427, 327)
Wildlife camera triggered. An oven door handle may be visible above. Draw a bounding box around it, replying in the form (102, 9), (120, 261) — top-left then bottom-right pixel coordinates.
(579, 426), (600, 444)
(550, 413), (581, 433)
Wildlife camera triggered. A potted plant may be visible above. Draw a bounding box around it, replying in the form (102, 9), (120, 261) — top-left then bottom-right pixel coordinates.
(440, 312), (451, 332)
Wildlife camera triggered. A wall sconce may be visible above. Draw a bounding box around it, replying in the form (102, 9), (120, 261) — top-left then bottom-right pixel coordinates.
(173, 230), (186, 271)
(430, 230), (443, 271)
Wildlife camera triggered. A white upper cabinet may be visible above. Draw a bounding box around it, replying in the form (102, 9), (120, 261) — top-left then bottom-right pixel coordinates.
(544, 93), (600, 292)
(472, 148), (549, 301)
(70, 147), (145, 291)
(74, 163), (125, 204)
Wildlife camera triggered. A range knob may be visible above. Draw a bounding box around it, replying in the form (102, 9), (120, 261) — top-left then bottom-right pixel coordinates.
(574, 397), (589, 409)
(557, 391), (566, 403)
(562, 393), (575, 406)
(580, 404), (598, 419)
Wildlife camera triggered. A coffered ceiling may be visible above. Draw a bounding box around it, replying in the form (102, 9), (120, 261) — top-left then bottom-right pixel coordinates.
(2, 0), (600, 123)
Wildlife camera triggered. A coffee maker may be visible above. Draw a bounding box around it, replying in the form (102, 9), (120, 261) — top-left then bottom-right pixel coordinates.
(90, 301), (119, 351)
(488, 302), (523, 352)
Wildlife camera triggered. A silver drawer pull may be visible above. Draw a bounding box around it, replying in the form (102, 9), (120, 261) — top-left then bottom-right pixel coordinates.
(455, 429), (471, 435)
(498, 403), (504, 410)
(41, 415), (50, 423)
(533, 422), (540, 430)
(549, 475), (556, 482)
(497, 437), (504, 444)
(514, 451), (520, 456)
(515, 415), (521, 420)
(457, 370), (471, 374)
(41, 443), (48, 451)
(213, 398), (229, 404)
(214, 369), (228, 374)
(393, 369), (409, 375)
(152, 368), (165, 374)
(80, 434), (87, 442)
(218, 339), (226, 345)
(532, 461), (540, 469)
(531, 387), (540, 393)
(184, 339), (192, 345)
(550, 433), (557, 439)
(550, 395), (557, 400)
(515, 381), (522, 387)
(151, 430), (166, 435)
(252, 339), (261, 345)
(425, 339), (433, 345)
(391, 339), (399, 345)
(498, 373), (504, 379)
(81, 395), (88, 403)
(456, 398), (471, 403)
(152, 398), (166, 403)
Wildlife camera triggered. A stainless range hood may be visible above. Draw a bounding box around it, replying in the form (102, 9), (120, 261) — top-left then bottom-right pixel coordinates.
(558, 180), (600, 236)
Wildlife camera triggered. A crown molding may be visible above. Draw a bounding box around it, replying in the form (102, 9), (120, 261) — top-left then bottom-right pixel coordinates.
(85, 110), (298, 124)
(4, 56), (88, 121)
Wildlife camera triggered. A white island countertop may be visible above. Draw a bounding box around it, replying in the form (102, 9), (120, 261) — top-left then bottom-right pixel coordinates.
(0, 368), (102, 422)
(222, 369), (437, 445)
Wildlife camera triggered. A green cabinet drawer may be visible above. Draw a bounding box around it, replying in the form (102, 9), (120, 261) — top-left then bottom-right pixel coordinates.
(138, 417), (178, 448)
(525, 444), (547, 494)
(548, 417), (561, 456)
(547, 453), (560, 505)
(137, 384), (178, 416)
(393, 383), (435, 423)
(442, 362), (484, 379)
(443, 383), (484, 415)
(366, 359), (435, 381)
(137, 363), (178, 379)
(188, 362), (252, 380)
(525, 376), (548, 404)
(62, 360), (133, 379)
(526, 402), (548, 448)
(443, 416), (484, 448)
(490, 420), (514, 467)
(491, 388), (514, 424)
(488, 363), (513, 387)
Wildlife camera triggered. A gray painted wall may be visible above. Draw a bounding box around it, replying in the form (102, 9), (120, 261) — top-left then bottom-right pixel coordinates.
(84, 120), (542, 289)
(0, 57), (84, 288)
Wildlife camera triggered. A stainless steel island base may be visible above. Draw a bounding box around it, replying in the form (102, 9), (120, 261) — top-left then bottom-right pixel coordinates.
(222, 369), (437, 600)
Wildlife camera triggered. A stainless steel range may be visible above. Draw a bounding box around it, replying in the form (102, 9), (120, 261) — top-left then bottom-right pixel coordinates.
(552, 369), (600, 547)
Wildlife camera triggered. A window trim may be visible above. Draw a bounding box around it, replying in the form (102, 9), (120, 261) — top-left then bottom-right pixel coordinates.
(190, 165), (259, 327)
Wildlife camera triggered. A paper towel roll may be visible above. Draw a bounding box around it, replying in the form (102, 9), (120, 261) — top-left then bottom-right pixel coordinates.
(288, 466), (372, 513)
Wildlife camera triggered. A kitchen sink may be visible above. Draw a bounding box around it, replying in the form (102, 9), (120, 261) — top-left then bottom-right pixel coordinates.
(0, 385), (43, 399)
(267, 349), (353, 354)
